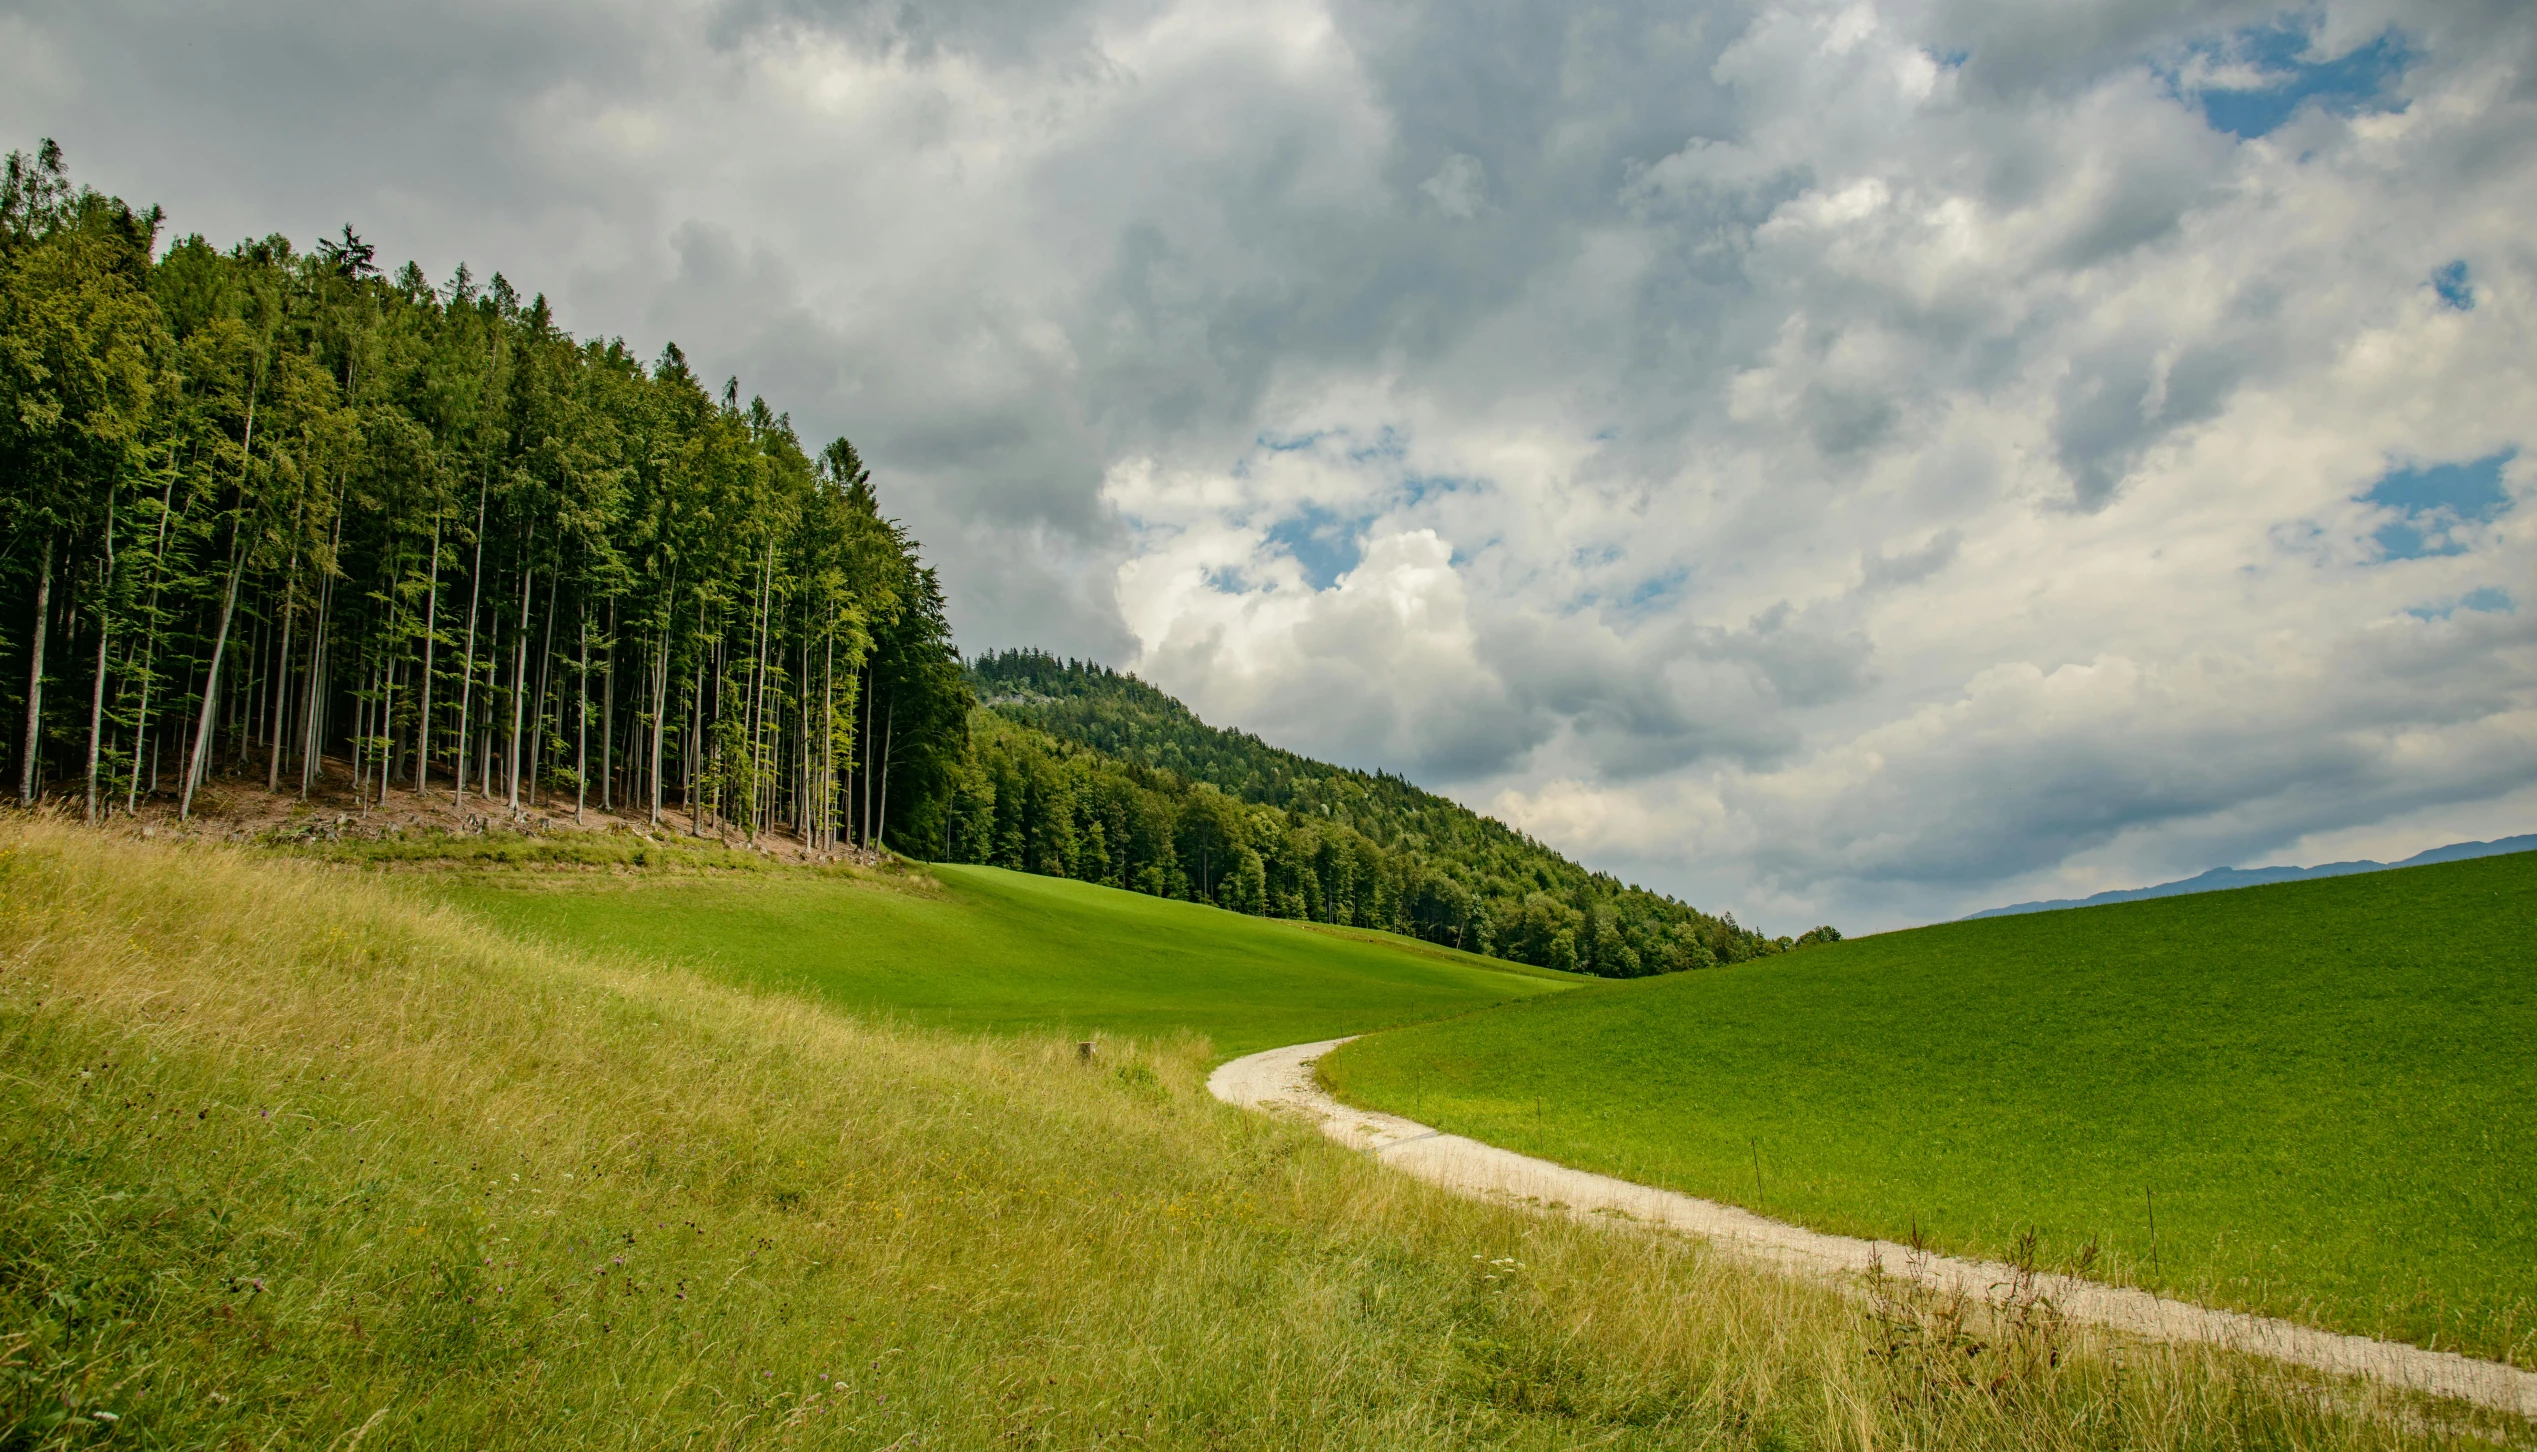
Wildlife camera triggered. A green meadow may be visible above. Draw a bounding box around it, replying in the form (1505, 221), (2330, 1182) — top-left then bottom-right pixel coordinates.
(11, 825), (2454, 1448)
(1324, 852), (2537, 1368)
(438, 860), (1576, 1056)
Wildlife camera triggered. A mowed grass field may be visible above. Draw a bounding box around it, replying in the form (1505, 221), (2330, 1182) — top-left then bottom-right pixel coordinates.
(1324, 852), (2537, 1368)
(6, 825), (2453, 1448)
(439, 862), (1574, 1056)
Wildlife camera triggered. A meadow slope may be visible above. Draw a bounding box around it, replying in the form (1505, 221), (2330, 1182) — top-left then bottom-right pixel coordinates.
(2, 824), (2460, 1448)
(441, 861), (1574, 1056)
(1325, 852), (2537, 1368)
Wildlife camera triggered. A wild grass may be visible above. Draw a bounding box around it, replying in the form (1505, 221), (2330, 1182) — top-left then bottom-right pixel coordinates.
(438, 861), (1575, 1057)
(1324, 852), (2537, 1369)
(0, 823), (2485, 1448)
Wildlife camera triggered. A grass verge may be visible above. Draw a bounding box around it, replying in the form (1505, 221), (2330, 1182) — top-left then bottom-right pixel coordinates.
(1323, 852), (2537, 1369)
(0, 822), (2481, 1447)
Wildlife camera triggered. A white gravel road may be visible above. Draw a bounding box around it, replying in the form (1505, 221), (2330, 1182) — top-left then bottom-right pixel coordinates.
(1209, 1037), (2537, 1419)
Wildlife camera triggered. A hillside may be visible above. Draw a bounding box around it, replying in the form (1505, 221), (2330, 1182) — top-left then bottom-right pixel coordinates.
(1325, 852), (2537, 1367)
(1967, 835), (2537, 917)
(3, 824), (2395, 1448)
(444, 858), (1576, 1057)
(952, 650), (1832, 978)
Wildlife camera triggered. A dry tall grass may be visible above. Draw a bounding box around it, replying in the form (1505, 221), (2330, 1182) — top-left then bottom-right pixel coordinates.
(0, 822), (2501, 1448)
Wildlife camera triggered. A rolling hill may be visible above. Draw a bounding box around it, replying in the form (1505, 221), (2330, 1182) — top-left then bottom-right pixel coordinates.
(1324, 851), (2537, 1367)
(440, 858), (1576, 1057)
(948, 650), (1833, 977)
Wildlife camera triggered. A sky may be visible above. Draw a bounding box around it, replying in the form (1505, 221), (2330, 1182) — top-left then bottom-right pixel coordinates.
(6, 0), (2530, 932)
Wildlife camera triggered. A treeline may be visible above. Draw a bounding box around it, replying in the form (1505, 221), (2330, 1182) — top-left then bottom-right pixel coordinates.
(946, 649), (1838, 976)
(0, 141), (966, 845)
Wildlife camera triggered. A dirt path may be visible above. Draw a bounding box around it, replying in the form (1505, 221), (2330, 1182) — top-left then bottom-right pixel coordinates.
(1210, 1038), (2537, 1419)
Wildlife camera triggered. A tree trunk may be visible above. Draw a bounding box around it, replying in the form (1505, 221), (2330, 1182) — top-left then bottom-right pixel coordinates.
(876, 691), (893, 856)
(575, 606), (588, 824)
(860, 662), (876, 848)
(300, 477), (346, 799)
(686, 647), (704, 835)
(82, 502), (114, 822)
(265, 602), (294, 793)
(745, 546), (771, 838)
(820, 629), (834, 849)
(20, 534), (53, 805)
(299, 597), (326, 798)
(180, 545), (244, 821)
(414, 517), (440, 791)
(647, 623), (668, 826)
(600, 597), (614, 812)
(506, 531), (532, 814)
(453, 473), (486, 803)
(528, 565), (558, 804)
(377, 561), (400, 802)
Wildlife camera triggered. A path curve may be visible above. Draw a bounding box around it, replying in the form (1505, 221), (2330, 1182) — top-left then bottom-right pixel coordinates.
(1210, 1038), (2537, 1419)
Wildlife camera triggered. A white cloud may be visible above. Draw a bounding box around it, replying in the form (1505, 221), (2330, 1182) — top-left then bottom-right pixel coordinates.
(1419, 152), (1489, 219)
(9, 0), (2532, 930)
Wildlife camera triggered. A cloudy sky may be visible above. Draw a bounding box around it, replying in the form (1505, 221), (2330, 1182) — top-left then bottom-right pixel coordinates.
(8, 0), (2530, 930)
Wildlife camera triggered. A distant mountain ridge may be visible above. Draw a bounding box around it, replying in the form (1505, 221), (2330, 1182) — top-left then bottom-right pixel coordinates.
(1965, 835), (2537, 919)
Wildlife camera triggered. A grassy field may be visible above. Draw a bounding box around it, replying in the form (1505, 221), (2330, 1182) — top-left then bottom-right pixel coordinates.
(1324, 852), (2537, 1370)
(2, 825), (2481, 1449)
(436, 861), (1575, 1057)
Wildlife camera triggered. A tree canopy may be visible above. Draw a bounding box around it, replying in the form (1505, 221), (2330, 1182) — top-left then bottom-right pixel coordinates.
(948, 650), (1839, 976)
(0, 140), (967, 846)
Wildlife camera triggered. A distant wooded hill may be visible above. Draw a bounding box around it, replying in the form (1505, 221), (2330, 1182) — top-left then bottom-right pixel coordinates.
(939, 649), (1835, 978)
(1965, 834), (2537, 919)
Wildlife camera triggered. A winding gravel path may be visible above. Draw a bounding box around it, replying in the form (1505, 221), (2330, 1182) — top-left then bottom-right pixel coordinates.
(1209, 1037), (2537, 1419)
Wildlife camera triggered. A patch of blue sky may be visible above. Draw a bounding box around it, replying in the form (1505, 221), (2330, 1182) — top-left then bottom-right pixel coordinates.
(1202, 564), (1251, 594)
(1345, 428), (1408, 467)
(1255, 428), (1327, 453)
(1553, 554), (1688, 622)
(1398, 473), (1472, 508)
(2361, 449), (2515, 561)
(2175, 19), (2409, 140)
(1617, 566), (1690, 616)
(2408, 587), (2514, 621)
(2432, 260), (2474, 311)
(1265, 504), (1369, 590)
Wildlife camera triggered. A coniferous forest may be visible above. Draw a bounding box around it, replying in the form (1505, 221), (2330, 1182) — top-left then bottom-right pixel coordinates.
(0, 142), (968, 850)
(0, 140), (1827, 978)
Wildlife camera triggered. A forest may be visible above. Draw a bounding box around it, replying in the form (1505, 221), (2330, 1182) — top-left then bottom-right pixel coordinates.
(941, 650), (1837, 974)
(0, 138), (1824, 981)
(0, 141), (968, 850)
